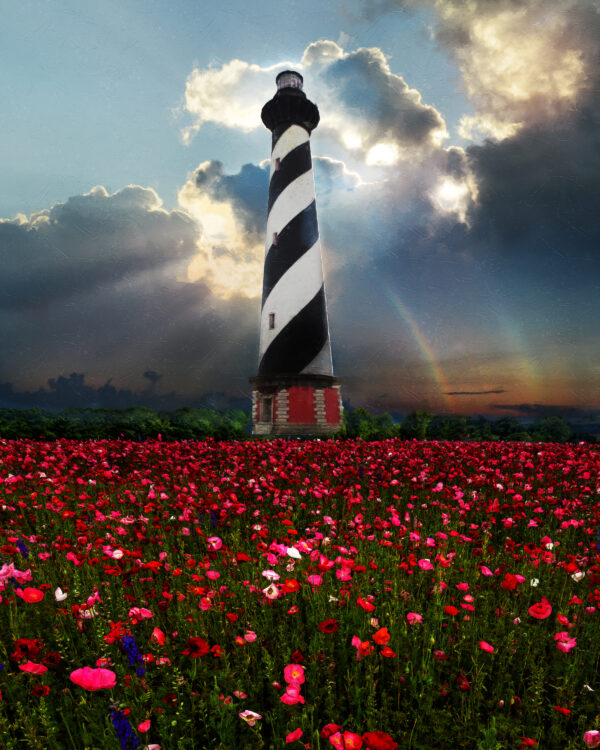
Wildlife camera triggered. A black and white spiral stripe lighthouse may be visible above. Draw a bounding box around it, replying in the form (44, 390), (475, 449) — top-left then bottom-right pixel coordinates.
(250, 71), (343, 436)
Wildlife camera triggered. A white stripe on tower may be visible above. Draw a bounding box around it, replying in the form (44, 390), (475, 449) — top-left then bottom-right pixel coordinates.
(266, 170), (315, 241)
(258, 71), (333, 378)
(259, 238), (323, 356)
(270, 124), (309, 169)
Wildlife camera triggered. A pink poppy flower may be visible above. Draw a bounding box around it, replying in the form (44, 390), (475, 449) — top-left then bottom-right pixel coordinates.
(307, 575), (323, 586)
(128, 606), (153, 620)
(583, 730), (600, 748)
(407, 612), (422, 625)
(479, 641), (494, 653)
(286, 728), (303, 743)
(554, 632), (577, 652)
(262, 583), (280, 599)
(284, 664), (305, 685)
(70, 666), (117, 691)
(280, 684), (305, 705)
(19, 660), (48, 674)
(239, 710), (262, 726)
(138, 719), (151, 732)
(329, 730), (363, 749)
(207, 536), (222, 551)
(418, 558), (433, 570)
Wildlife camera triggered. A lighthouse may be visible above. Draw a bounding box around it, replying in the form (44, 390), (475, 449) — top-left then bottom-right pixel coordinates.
(250, 70), (343, 436)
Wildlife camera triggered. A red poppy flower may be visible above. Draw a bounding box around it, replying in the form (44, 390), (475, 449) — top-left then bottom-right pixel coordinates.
(457, 672), (470, 691)
(444, 605), (459, 616)
(373, 627), (390, 646)
(42, 652), (62, 666)
(19, 587), (44, 603)
(357, 596), (375, 612)
(529, 598), (552, 619)
(181, 636), (209, 657)
(553, 705), (570, 716)
(362, 730), (398, 750)
(318, 619), (339, 633)
(30, 685), (50, 697)
(12, 638), (43, 661)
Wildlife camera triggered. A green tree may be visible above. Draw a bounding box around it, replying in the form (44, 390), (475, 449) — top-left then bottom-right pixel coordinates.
(492, 416), (524, 441)
(401, 411), (434, 440)
(533, 416), (572, 443)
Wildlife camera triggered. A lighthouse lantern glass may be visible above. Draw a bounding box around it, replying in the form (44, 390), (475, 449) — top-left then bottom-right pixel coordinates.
(277, 72), (303, 91)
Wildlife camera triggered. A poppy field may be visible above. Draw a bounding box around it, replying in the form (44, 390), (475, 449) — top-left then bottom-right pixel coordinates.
(0, 437), (599, 749)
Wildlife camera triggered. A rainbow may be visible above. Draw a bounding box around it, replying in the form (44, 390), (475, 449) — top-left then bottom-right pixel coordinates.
(382, 283), (455, 413)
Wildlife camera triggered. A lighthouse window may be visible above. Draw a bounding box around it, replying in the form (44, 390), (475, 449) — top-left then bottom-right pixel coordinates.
(269, 313), (275, 329)
(272, 232), (278, 246)
(275, 157), (281, 171)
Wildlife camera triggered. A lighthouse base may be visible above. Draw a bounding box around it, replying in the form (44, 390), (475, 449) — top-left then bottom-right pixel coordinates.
(249, 374), (343, 437)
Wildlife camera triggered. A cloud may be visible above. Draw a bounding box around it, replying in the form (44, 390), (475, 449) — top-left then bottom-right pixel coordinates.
(466, 105), (600, 260)
(180, 59), (287, 143)
(178, 161), (266, 299)
(380, 0), (600, 141)
(181, 40), (448, 164)
(309, 41), (448, 157)
(446, 389), (506, 395)
(0, 185), (196, 310)
(0, 184), (260, 396)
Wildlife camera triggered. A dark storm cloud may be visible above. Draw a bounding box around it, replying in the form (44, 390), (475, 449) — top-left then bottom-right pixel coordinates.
(321, 45), (446, 148)
(0, 184), (260, 400)
(466, 107), (600, 259)
(0, 186), (197, 310)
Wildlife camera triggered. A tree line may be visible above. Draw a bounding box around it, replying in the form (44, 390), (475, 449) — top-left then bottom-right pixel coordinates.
(0, 407), (250, 441)
(0, 406), (596, 443)
(341, 409), (597, 443)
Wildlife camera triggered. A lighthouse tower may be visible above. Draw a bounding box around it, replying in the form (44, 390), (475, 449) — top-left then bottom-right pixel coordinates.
(250, 71), (342, 436)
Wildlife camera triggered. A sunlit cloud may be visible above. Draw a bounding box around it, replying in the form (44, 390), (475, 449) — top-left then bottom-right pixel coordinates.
(181, 59), (292, 145)
(178, 164), (264, 300)
(365, 142), (400, 166)
(429, 176), (474, 223)
(429, 0), (593, 139)
(181, 40), (448, 162)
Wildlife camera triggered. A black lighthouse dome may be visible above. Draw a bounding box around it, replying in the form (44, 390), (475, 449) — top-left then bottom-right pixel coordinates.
(261, 70), (320, 135)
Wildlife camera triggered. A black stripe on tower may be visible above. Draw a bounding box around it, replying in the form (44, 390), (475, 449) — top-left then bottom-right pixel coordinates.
(268, 141), (312, 212)
(261, 200), (318, 306)
(259, 286), (327, 375)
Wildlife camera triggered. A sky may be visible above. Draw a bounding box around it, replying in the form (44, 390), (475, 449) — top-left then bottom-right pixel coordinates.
(1, 0), (599, 421)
